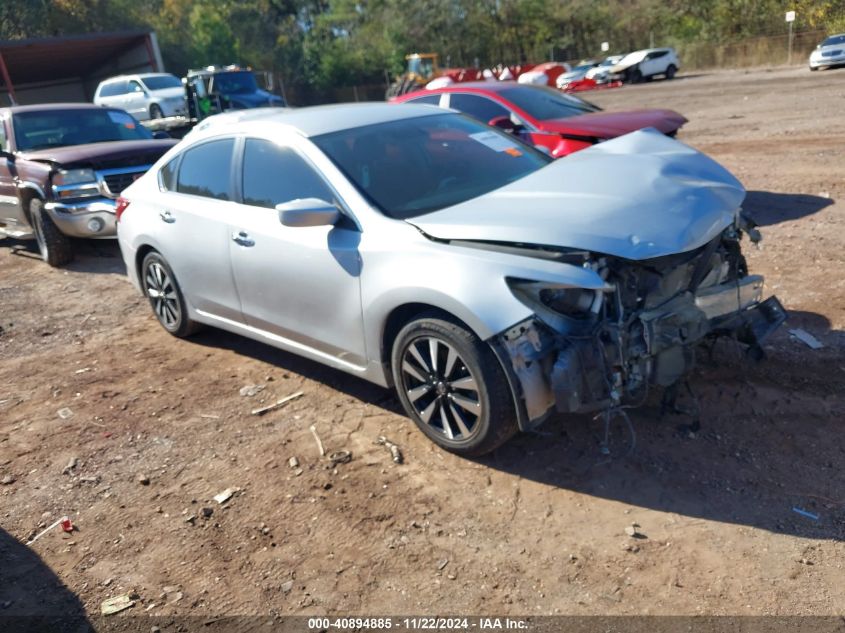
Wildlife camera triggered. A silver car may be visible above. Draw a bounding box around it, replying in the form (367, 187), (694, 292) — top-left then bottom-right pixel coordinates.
(116, 104), (785, 456)
(809, 33), (845, 70)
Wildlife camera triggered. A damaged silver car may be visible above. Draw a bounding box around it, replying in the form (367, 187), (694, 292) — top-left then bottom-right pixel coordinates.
(116, 104), (785, 456)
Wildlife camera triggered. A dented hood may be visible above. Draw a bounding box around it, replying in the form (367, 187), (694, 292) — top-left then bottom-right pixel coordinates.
(407, 129), (745, 261)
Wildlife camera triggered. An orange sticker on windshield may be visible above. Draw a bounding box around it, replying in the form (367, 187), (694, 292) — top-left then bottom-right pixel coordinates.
(504, 147), (522, 157)
(125, 122), (136, 129)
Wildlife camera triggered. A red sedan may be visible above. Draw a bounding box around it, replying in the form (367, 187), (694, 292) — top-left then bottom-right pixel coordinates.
(392, 82), (687, 158)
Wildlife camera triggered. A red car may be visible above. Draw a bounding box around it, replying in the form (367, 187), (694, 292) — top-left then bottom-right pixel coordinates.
(392, 82), (687, 158)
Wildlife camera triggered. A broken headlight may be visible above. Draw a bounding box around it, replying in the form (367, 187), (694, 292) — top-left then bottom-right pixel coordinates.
(508, 279), (603, 334)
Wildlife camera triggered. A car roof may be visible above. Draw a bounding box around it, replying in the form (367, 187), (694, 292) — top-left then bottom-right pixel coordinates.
(2, 103), (122, 114)
(193, 102), (447, 138)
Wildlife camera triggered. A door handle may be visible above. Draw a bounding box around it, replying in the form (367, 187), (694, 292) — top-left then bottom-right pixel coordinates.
(159, 210), (175, 224)
(231, 230), (255, 247)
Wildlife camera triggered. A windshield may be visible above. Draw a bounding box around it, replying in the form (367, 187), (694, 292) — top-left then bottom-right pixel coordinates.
(821, 34), (845, 47)
(498, 85), (601, 120)
(141, 75), (183, 91)
(313, 113), (551, 219)
(212, 71), (259, 95)
(408, 57), (435, 78)
(12, 108), (153, 151)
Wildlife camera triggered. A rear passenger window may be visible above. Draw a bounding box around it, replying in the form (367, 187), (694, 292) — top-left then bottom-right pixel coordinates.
(241, 139), (334, 209)
(159, 156), (179, 191)
(176, 139), (234, 200)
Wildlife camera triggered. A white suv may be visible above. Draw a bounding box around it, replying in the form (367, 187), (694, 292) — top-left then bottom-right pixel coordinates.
(94, 73), (187, 121)
(610, 48), (680, 83)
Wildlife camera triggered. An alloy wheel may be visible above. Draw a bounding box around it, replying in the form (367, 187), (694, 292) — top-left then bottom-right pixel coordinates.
(400, 335), (483, 441)
(144, 261), (181, 329)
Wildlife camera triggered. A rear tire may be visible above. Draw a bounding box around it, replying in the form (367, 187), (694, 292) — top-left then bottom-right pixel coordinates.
(30, 198), (73, 267)
(809, 66), (818, 71)
(629, 67), (643, 83)
(140, 251), (201, 338)
(665, 64), (677, 79)
(391, 313), (519, 456)
(150, 103), (164, 119)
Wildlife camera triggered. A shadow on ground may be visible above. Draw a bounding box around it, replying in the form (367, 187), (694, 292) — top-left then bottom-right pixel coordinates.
(1, 237), (125, 275)
(744, 190), (834, 226)
(0, 527), (90, 632)
(185, 307), (844, 542)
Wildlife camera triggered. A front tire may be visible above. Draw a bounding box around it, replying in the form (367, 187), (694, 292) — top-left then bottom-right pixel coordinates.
(665, 64), (677, 79)
(140, 251), (200, 338)
(30, 198), (73, 267)
(391, 313), (519, 456)
(629, 67), (643, 83)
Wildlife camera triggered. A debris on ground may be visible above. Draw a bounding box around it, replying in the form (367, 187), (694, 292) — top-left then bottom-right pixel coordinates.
(288, 456), (300, 469)
(101, 594), (136, 615)
(792, 507), (820, 521)
(213, 488), (238, 505)
(309, 425), (325, 456)
(1, 474), (15, 485)
(624, 523), (646, 538)
(437, 558), (449, 570)
(62, 456), (78, 475)
(281, 580), (293, 593)
(26, 516), (72, 545)
(60, 517), (74, 533)
(239, 384), (265, 397)
(376, 436), (404, 464)
(137, 473), (150, 485)
(250, 391), (304, 416)
(789, 328), (824, 350)
(57, 407), (74, 420)
(201, 507), (213, 518)
(328, 450), (352, 466)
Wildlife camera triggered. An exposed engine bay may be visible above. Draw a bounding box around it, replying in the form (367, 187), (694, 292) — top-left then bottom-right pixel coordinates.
(497, 216), (786, 426)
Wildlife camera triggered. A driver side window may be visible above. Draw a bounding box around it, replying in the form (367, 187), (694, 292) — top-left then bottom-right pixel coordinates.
(241, 138), (336, 209)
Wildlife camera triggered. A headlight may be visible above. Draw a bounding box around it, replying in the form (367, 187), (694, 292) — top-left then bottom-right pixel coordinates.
(53, 168), (96, 186)
(507, 279), (604, 335)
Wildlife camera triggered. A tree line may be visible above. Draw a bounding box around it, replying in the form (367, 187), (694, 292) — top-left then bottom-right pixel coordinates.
(1, 0), (843, 103)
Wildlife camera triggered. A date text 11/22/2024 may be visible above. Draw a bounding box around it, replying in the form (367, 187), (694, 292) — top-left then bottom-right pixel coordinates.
(307, 617), (529, 630)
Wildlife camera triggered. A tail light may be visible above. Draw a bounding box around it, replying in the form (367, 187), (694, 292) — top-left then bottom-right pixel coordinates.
(115, 197), (131, 222)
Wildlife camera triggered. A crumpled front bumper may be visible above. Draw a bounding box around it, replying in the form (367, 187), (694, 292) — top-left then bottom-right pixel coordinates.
(497, 276), (786, 429)
(44, 199), (117, 239)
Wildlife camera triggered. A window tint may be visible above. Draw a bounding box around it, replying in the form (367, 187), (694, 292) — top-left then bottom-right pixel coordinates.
(242, 139), (334, 209)
(497, 86), (600, 120)
(99, 81), (127, 97)
(0, 120), (7, 151)
(128, 80), (145, 93)
(647, 51), (668, 60)
(406, 94), (441, 106)
(141, 75), (183, 91)
(160, 156), (179, 191)
(448, 94), (510, 123)
(176, 139), (234, 200)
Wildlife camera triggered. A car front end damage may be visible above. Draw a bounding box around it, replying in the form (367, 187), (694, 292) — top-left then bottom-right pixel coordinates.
(496, 218), (785, 426)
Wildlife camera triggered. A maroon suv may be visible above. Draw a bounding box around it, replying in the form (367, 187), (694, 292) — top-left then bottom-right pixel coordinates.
(0, 103), (177, 266)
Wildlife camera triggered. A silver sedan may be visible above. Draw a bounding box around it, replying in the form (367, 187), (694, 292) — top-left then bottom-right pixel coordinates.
(116, 103), (784, 456)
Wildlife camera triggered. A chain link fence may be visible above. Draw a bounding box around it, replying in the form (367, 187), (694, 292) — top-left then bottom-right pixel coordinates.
(678, 29), (828, 69)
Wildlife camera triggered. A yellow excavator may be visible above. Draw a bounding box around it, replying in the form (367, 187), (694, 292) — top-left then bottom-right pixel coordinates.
(386, 53), (440, 98)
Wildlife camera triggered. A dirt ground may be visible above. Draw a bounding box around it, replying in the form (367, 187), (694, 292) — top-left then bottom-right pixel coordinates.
(1, 65), (844, 621)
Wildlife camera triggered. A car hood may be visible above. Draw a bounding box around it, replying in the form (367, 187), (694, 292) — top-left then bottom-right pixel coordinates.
(811, 43), (845, 57)
(150, 87), (187, 100)
(406, 129), (745, 261)
(18, 139), (178, 168)
(540, 109), (687, 137)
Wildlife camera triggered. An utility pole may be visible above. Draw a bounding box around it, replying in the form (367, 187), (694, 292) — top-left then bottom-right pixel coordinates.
(786, 10), (796, 64)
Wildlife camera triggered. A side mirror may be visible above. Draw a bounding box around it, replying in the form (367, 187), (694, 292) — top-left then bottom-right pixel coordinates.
(488, 115), (516, 133)
(276, 198), (340, 228)
(152, 131), (171, 139)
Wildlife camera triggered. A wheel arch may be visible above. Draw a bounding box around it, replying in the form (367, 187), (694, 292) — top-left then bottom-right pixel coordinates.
(135, 243), (158, 281)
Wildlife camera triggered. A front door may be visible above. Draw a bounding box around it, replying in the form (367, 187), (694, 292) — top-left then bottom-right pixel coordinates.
(0, 117), (27, 235)
(228, 137), (366, 368)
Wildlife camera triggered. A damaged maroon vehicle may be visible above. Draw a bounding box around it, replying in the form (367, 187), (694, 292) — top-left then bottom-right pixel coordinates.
(0, 103), (177, 266)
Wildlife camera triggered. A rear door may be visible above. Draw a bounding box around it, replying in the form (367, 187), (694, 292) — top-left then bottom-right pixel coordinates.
(96, 80), (128, 109)
(228, 136), (367, 367)
(154, 137), (243, 322)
